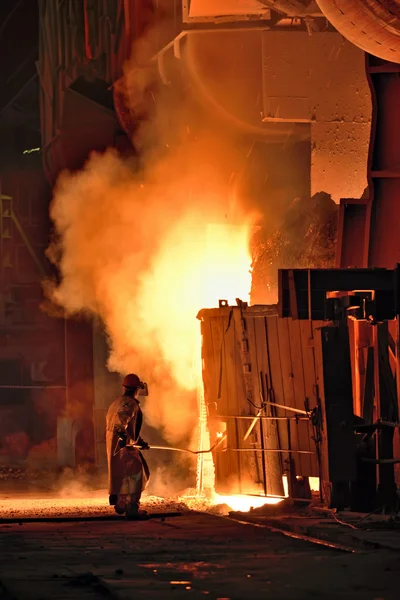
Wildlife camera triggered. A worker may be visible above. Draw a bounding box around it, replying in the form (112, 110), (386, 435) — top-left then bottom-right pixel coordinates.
(106, 373), (150, 519)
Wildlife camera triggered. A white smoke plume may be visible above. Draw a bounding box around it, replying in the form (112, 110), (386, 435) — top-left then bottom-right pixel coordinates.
(46, 24), (254, 446)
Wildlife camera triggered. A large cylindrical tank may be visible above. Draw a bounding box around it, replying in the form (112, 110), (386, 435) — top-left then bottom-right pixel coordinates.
(315, 0), (400, 63)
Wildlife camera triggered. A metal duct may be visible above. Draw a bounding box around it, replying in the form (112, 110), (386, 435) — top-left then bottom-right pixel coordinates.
(315, 0), (400, 62)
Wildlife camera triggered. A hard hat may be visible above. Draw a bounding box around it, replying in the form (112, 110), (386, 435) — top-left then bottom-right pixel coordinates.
(122, 373), (144, 389)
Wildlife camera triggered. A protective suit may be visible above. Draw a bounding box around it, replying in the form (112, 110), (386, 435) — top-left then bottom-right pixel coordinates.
(106, 384), (150, 517)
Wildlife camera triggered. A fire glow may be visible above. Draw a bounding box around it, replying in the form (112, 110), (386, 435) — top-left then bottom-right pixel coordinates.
(213, 494), (282, 512)
(46, 30), (268, 507)
(47, 146), (255, 446)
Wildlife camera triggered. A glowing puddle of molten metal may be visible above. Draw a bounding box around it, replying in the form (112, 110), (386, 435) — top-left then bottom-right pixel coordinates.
(209, 475), (289, 512)
(212, 494), (282, 512)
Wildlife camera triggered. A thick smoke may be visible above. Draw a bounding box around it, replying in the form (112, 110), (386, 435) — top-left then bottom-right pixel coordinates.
(46, 26), (254, 446)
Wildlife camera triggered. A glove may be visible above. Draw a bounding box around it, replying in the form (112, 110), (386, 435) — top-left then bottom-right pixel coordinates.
(118, 434), (127, 448)
(138, 438), (150, 450)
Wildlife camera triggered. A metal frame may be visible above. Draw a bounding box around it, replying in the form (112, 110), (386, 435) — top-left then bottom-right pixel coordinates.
(217, 415), (316, 456)
(279, 266), (398, 321)
(278, 265), (400, 510)
(1, 194), (47, 279)
(337, 55), (400, 272)
(212, 412), (317, 502)
(182, 0), (271, 24)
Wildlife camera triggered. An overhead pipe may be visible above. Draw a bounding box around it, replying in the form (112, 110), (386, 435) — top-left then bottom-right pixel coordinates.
(314, 0), (400, 63)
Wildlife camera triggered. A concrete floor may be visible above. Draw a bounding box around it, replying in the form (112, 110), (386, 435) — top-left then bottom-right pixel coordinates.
(1, 505), (399, 600)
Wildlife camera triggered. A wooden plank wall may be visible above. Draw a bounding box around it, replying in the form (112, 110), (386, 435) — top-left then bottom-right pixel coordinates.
(247, 313), (284, 496)
(199, 306), (322, 497)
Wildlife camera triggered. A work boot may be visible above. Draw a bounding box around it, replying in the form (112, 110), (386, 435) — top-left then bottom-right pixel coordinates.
(125, 503), (148, 521)
(114, 495), (127, 515)
(114, 504), (126, 515)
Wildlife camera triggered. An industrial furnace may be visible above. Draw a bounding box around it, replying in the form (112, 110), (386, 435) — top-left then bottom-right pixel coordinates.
(199, 266), (400, 512)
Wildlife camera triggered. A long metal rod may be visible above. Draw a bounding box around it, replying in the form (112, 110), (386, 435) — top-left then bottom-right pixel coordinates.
(218, 415), (310, 421)
(243, 408), (262, 441)
(136, 445), (315, 456)
(378, 420), (400, 428)
(227, 448), (315, 454)
(262, 400), (309, 415)
(134, 445), (204, 455)
(130, 434), (227, 456)
(236, 492), (314, 502)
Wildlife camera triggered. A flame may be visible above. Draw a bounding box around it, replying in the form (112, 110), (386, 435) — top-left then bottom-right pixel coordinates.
(135, 218), (253, 392)
(202, 223), (252, 309)
(48, 146), (255, 445)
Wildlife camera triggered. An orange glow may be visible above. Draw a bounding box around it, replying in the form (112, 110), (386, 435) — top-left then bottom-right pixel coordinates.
(192, 223), (252, 494)
(137, 219), (253, 393)
(208, 474), (289, 512)
(212, 493), (282, 512)
(48, 146), (255, 444)
(309, 477), (320, 492)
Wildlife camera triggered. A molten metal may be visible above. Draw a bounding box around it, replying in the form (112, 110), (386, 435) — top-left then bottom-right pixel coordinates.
(212, 494), (281, 513)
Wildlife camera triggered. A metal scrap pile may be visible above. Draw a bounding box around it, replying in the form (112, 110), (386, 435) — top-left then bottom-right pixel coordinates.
(251, 192), (338, 304)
